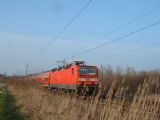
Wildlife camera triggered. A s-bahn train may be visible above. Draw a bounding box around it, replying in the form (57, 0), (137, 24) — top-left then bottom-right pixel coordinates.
(33, 61), (99, 94)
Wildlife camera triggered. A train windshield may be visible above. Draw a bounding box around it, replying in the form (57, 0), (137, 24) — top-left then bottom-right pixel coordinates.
(78, 67), (97, 75)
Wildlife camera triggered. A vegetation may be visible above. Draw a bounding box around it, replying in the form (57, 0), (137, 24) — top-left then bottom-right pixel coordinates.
(5, 67), (160, 120)
(0, 84), (25, 120)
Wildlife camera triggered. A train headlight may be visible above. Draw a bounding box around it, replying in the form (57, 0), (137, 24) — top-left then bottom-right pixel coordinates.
(78, 82), (82, 85)
(78, 78), (86, 81)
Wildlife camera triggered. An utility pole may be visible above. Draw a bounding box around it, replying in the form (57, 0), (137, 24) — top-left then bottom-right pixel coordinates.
(26, 64), (29, 77)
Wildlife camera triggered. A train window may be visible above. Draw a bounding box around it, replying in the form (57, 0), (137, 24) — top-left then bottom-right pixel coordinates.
(79, 68), (97, 75)
(72, 68), (74, 75)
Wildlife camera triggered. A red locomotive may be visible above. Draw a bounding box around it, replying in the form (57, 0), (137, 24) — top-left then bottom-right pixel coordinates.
(34, 61), (99, 94)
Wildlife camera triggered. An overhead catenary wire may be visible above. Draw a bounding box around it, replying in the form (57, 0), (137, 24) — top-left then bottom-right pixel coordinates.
(28, 0), (92, 64)
(29, 4), (160, 73)
(65, 5), (160, 60)
(87, 42), (160, 63)
(68, 20), (160, 59)
(86, 30), (160, 61)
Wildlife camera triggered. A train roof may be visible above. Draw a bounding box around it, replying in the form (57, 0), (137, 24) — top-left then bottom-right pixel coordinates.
(34, 61), (97, 75)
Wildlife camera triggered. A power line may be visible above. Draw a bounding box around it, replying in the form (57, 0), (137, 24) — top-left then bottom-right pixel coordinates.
(65, 5), (160, 60)
(68, 20), (160, 59)
(130, 5), (160, 23)
(29, 4), (160, 72)
(28, 0), (92, 64)
(88, 42), (160, 63)
(86, 31), (160, 62)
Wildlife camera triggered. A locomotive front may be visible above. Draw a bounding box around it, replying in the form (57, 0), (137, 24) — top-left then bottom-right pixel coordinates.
(76, 65), (99, 95)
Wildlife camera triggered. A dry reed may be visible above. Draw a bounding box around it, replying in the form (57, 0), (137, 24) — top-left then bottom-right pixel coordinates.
(6, 69), (160, 120)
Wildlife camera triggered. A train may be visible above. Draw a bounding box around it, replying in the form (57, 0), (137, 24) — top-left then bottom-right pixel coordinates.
(33, 61), (99, 95)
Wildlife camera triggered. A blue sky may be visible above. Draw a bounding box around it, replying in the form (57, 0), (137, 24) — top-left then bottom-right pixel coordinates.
(0, 0), (160, 75)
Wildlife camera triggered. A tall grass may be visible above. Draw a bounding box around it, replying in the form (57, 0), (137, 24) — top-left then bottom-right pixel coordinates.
(0, 82), (24, 120)
(6, 68), (160, 120)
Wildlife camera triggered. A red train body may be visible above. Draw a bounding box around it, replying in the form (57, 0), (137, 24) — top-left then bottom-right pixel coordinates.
(34, 61), (99, 93)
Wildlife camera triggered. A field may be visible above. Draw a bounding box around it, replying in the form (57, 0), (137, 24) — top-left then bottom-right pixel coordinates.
(3, 68), (159, 120)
